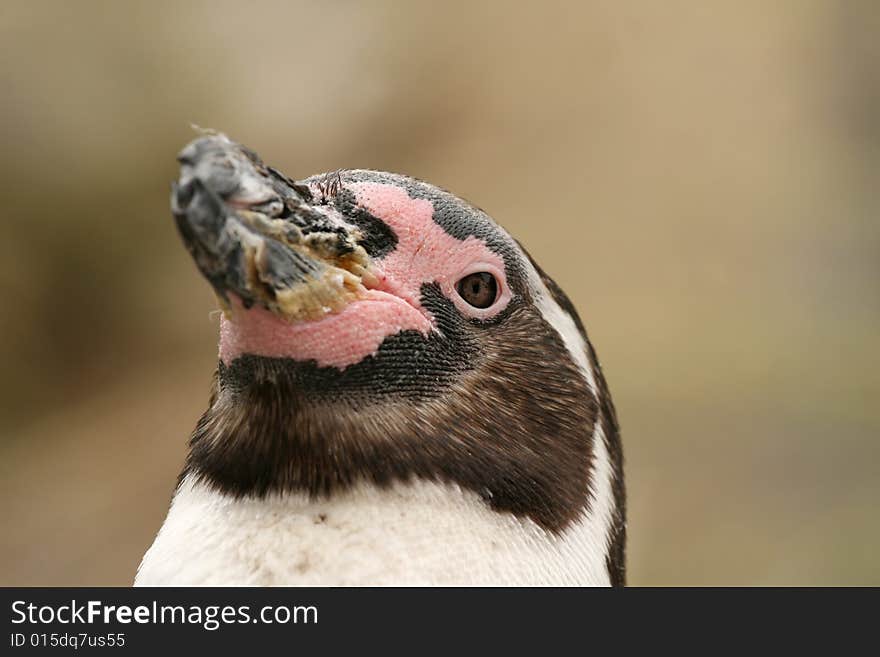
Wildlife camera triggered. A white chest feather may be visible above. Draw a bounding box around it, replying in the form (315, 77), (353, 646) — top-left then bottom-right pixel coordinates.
(135, 473), (612, 586)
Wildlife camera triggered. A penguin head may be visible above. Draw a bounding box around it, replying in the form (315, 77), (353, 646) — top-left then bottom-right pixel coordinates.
(172, 134), (625, 583)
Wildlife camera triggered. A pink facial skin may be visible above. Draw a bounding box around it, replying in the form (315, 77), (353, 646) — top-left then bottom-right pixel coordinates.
(219, 181), (512, 369)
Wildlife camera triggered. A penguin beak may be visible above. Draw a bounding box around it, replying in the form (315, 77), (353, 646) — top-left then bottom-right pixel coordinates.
(171, 134), (374, 321)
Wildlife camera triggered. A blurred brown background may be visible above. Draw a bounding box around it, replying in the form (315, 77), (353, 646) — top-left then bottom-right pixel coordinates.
(1, 1), (878, 586)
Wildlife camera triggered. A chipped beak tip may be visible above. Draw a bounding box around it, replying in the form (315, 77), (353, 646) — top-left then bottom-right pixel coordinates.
(172, 134), (376, 323)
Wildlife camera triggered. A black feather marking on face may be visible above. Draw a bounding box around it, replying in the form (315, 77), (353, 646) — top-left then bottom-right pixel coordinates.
(182, 284), (599, 534)
(523, 247), (627, 587)
(220, 284), (480, 401)
(334, 170), (525, 281)
(332, 188), (399, 259)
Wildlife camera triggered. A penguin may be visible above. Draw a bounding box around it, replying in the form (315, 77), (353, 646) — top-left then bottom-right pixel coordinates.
(135, 133), (625, 586)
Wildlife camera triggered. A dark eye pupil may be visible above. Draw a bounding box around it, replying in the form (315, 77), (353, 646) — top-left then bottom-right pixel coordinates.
(456, 272), (498, 309)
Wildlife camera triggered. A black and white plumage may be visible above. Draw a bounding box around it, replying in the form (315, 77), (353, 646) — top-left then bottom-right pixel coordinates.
(136, 134), (625, 586)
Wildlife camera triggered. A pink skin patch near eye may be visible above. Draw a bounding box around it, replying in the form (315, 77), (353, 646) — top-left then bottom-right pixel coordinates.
(219, 181), (511, 369)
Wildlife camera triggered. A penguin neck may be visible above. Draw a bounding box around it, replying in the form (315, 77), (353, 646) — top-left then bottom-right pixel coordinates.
(183, 348), (604, 537)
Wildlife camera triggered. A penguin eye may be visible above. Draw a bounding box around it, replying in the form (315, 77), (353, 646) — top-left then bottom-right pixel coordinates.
(456, 272), (498, 309)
